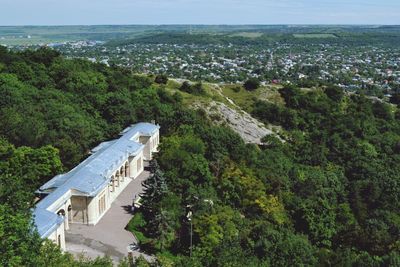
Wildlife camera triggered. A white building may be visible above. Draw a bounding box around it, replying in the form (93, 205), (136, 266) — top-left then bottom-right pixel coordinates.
(33, 122), (160, 250)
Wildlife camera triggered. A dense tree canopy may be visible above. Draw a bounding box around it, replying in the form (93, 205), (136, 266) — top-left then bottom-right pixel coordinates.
(1, 46), (400, 266)
(134, 84), (400, 265)
(0, 46), (182, 266)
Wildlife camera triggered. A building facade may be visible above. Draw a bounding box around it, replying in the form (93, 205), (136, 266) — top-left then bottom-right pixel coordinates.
(34, 122), (160, 250)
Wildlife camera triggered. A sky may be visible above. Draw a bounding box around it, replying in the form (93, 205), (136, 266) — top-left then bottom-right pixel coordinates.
(0, 0), (399, 25)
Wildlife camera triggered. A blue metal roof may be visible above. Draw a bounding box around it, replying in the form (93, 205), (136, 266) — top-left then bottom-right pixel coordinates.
(33, 208), (64, 238)
(33, 122), (160, 238)
(120, 122), (160, 137)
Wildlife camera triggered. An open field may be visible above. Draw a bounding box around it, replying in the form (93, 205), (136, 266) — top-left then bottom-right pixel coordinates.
(229, 32), (264, 38)
(1, 25), (399, 46)
(0, 25), (156, 45)
(293, 33), (337, 38)
(293, 33), (338, 38)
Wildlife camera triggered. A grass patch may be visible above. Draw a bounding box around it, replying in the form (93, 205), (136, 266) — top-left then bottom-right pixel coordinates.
(161, 79), (284, 113)
(221, 84), (258, 111)
(166, 79), (181, 90)
(220, 84), (285, 111)
(125, 212), (150, 244)
(257, 85), (285, 105)
(162, 80), (227, 107)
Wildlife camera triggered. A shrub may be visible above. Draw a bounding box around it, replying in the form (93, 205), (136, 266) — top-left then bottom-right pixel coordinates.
(243, 78), (260, 91)
(232, 86), (241, 93)
(155, 74), (169, 85)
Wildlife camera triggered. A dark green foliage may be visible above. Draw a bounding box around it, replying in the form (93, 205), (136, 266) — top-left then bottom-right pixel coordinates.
(0, 139), (63, 209)
(250, 224), (317, 266)
(141, 160), (169, 236)
(0, 46), (180, 266)
(180, 81), (191, 92)
(130, 81), (400, 264)
(325, 86), (344, 102)
(251, 84), (400, 261)
(0, 47), (178, 168)
(243, 78), (260, 91)
(154, 74), (169, 85)
(2, 46), (399, 266)
(139, 160), (181, 252)
(390, 92), (400, 105)
(179, 81), (206, 95)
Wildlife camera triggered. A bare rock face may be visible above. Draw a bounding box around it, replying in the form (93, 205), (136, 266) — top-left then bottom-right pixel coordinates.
(197, 101), (277, 144)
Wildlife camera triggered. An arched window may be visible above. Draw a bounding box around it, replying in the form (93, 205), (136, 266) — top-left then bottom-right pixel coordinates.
(115, 171), (120, 187)
(110, 175), (115, 192)
(57, 209), (65, 217)
(125, 162), (129, 178)
(120, 166), (124, 182)
(67, 205), (72, 223)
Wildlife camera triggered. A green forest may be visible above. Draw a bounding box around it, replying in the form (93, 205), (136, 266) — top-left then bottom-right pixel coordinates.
(1, 46), (400, 266)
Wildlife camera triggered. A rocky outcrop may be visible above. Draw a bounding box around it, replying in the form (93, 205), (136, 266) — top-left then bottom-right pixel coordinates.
(197, 101), (277, 144)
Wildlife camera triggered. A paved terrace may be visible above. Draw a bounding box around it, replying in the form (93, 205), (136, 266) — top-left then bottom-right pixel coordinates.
(65, 165), (151, 263)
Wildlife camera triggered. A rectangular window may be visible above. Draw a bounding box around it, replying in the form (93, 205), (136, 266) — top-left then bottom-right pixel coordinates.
(98, 194), (106, 215)
(98, 199), (101, 214)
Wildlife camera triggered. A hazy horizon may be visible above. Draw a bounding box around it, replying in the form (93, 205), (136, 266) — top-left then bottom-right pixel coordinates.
(1, 0), (399, 26)
(0, 24), (399, 27)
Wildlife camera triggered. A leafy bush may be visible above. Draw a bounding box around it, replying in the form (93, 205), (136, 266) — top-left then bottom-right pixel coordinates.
(155, 74), (169, 85)
(243, 78), (260, 91)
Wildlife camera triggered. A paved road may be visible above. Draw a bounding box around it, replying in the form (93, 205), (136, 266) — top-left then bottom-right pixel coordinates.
(65, 166), (152, 264)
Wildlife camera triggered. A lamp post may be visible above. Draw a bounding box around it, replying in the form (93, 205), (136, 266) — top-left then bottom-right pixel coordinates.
(186, 209), (193, 257)
(186, 198), (213, 258)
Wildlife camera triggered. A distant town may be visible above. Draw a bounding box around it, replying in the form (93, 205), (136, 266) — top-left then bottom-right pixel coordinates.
(3, 26), (400, 98)
(34, 37), (400, 98)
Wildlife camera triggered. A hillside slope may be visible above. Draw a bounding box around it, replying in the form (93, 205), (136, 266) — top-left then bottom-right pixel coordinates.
(164, 79), (281, 143)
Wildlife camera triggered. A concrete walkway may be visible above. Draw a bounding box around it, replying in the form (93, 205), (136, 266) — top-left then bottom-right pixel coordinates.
(65, 166), (151, 264)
